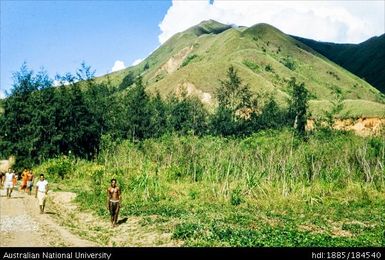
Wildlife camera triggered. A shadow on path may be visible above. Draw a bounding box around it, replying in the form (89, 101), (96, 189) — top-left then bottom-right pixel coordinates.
(117, 217), (128, 225)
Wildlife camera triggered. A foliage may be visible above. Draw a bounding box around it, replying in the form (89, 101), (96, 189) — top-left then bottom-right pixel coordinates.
(287, 77), (310, 136)
(243, 60), (259, 72)
(168, 94), (208, 136)
(181, 54), (198, 67)
(119, 71), (135, 90)
(281, 56), (296, 70)
(42, 131), (385, 247)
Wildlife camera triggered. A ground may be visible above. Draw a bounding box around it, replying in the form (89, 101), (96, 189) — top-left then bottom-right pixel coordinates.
(0, 188), (180, 247)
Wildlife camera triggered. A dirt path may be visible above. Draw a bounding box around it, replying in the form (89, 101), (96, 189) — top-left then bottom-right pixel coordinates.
(0, 189), (96, 247)
(0, 188), (181, 247)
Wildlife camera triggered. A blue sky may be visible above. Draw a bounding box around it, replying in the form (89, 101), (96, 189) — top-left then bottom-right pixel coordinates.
(1, 0), (384, 98)
(1, 0), (171, 96)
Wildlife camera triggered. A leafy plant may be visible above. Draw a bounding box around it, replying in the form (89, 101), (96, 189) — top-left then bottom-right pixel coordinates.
(181, 54), (198, 67)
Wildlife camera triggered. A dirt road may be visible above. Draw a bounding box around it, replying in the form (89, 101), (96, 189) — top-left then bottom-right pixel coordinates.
(0, 189), (96, 247)
(0, 188), (180, 247)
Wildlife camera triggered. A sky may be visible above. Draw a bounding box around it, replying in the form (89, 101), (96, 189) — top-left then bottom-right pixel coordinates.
(1, 0), (384, 98)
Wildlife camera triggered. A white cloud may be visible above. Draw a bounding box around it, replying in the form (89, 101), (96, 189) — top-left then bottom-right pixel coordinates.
(52, 80), (71, 87)
(132, 58), (143, 66)
(53, 80), (61, 87)
(0, 90), (5, 99)
(111, 60), (126, 72)
(159, 0), (384, 44)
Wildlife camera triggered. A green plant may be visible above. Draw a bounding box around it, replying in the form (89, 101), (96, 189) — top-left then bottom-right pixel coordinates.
(181, 54), (198, 67)
(46, 157), (72, 180)
(230, 188), (243, 206)
(265, 64), (273, 72)
(243, 60), (259, 72)
(281, 56), (296, 70)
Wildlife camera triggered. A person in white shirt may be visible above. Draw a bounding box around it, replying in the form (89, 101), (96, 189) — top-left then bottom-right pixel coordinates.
(35, 174), (49, 214)
(4, 169), (15, 198)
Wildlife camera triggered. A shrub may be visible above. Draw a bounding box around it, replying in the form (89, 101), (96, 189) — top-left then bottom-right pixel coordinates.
(243, 60), (259, 72)
(181, 54), (198, 67)
(265, 64), (273, 72)
(281, 56), (296, 70)
(46, 157), (72, 180)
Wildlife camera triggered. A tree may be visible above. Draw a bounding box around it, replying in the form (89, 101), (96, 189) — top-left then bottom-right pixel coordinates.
(209, 106), (238, 136)
(216, 66), (252, 112)
(211, 66), (253, 136)
(125, 76), (151, 140)
(148, 92), (169, 138)
(0, 63), (54, 167)
(287, 77), (309, 136)
(119, 71), (135, 90)
(168, 91), (208, 136)
(252, 97), (287, 130)
(75, 62), (96, 82)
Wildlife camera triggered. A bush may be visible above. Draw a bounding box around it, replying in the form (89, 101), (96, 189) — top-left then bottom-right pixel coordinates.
(46, 157), (72, 180)
(243, 60), (259, 72)
(281, 56), (296, 70)
(265, 64), (273, 72)
(181, 54), (198, 67)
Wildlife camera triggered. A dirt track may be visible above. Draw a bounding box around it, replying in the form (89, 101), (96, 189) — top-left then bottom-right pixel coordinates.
(0, 188), (180, 247)
(0, 189), (96, 247)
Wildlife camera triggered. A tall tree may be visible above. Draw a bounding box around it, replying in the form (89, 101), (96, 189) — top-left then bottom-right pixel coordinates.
(217, 66), (252, 112)
(211, 66), (253, 136)
(125, 76), (151, 140)
(0, 64), (53, 167)
(169, 93), (208, 136)
(288, 77), (309, 136)
(148, 92), (169, 138)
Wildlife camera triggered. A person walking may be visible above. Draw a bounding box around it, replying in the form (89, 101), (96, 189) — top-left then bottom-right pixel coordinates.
(107, 179), (121, 227)
(20, 168), (28, 192)
(26, 170), (34, 195)
(4, 169), (15, 198)
(35, 174), (49, 214)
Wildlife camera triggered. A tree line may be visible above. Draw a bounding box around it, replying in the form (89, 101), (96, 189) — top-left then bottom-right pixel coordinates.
(0, 63), (309, 168)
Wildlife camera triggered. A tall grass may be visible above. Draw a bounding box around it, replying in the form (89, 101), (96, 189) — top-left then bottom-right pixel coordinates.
(34, 129), (385, 246)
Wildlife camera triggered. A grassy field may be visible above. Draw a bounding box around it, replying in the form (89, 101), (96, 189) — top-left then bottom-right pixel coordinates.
(92, 20), (385, 118)
(34, 129), (385, 246)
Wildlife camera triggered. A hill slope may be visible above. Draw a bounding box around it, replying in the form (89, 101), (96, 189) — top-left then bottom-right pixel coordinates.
(293, 34), (385, 94)
(96, 20), (385, 117)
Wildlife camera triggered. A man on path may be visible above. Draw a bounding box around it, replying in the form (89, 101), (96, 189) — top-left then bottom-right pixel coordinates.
(26, 170), (34, 195)
(35, 174), (48, 214)
(20, 168), (28, 192)
(107, 179), (121, 227)
(4, 169), (15, 198)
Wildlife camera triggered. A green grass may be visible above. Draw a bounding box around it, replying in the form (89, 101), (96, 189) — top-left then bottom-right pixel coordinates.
(309, 99), (385, 117)
(294, 35), (385, 93)
(34, 129), (385, 246)
(89, 20), (384, 117)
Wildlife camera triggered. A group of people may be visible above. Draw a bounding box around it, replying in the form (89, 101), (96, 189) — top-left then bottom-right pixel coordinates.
(1, 168), (49, 214)
(1, 168), (121, 226)
(0, 168), (35, 197)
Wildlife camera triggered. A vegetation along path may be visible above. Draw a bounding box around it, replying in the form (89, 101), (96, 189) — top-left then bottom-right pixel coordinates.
(0, 189), (179, 247)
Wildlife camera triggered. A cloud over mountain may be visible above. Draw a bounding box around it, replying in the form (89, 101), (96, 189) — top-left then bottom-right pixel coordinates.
(159, 0), (384, 44)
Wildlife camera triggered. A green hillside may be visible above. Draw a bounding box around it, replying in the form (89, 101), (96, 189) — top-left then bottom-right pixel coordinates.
(294, 34), (385, 94)
(95, 20), (385, 117)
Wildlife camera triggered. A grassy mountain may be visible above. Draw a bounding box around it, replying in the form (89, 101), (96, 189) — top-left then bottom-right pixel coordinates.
(96, 20), (385, 117)
(293, 34), (385, 94)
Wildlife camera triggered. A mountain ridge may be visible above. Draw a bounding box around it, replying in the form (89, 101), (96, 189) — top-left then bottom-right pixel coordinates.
(293, 34), (385, 93)
(94, 20), (385, 117)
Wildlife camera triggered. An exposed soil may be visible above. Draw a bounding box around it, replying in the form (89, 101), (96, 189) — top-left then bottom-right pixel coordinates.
(307, 117), (385, 136)
(0, 189), (95, 247)
(0, 188), (181, 247)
